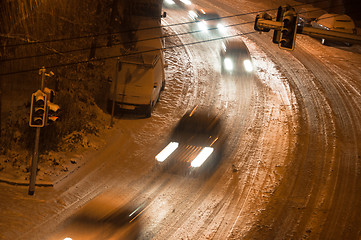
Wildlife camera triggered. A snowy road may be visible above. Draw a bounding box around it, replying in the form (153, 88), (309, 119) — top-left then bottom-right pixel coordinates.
(2, 0), (361, 239)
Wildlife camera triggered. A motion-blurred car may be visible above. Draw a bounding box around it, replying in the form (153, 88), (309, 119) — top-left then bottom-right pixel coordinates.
(155, 105), (226, 176)
(48, 193), (144, 240)
(188, 8), (226, 35)
(163, 0), (192, 9)
(220, 39), (253, 74)
(311, 13), (357, 46)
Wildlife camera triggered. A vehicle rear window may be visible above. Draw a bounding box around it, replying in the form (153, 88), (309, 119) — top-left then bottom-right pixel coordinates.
(202, 13), (220, 20)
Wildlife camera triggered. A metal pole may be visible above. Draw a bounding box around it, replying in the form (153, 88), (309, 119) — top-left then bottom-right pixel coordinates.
(110, 58), (119, 127)
(28, 67), (46, 195)
(28, 127), (40, 195)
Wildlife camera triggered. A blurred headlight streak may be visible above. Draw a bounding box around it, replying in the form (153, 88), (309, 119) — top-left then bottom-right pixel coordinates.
(198, 21), (208, 31)
(188, 10), (197, 19)
(224, 58), (234, 71)
(165, 0), (176, 4)
(156, 142), (179, 162)
(180, 0), (192, 5)
(217, 23), (226, 32)
(63, 238), (72, 240)
(191, 147), (214, 167)
(243, 59), (253, 72)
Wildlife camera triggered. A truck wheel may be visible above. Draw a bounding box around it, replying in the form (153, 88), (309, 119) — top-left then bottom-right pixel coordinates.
(106, 100), (113, 114)
(161, 80), (165, 91)
(145, 104), (152, 118)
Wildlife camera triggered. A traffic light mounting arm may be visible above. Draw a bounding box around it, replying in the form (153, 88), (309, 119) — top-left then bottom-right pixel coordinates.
(254, 8), (361, 50)
(298, 26), (361, 45)
(279, 10), (298, 50)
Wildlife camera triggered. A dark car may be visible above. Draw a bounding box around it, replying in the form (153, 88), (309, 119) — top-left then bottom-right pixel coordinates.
(48, 193), (143, 240)
(155, 105), (226, 176)
(220, 39), (253, 75)
(188, 8), (226, 35)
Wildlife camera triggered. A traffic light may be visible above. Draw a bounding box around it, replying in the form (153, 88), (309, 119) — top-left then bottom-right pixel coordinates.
(279, 9), (298, 50)
(29, 90), (47, 127)
(273, 6), (289, 44)
(44, 87), (60, 125)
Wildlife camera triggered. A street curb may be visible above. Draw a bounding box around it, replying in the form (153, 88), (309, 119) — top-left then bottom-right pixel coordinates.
(0, 177), (53, 187)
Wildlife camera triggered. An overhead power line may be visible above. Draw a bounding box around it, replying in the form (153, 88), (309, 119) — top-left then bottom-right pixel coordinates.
(3, 0), (329, 48)
(0, 0), (355, 76)
(0, 0), (349, 63)
(0, 31), (256, 77)
(0, 20), (255, 62)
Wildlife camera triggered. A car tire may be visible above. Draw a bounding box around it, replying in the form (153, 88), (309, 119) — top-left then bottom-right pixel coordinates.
(107, 100), (114, 114)
(144, 103), (152, 118)
(161, 79), (165, 91)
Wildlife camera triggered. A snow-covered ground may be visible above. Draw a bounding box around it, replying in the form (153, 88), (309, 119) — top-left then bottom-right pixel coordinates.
(1, 0), (361, 239)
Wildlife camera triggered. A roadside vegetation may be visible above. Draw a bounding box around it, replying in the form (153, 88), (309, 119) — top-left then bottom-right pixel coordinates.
(0, 0), (114, 171)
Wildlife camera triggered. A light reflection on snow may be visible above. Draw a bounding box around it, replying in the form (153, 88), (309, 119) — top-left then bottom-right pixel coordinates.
(245, 39), (296, 109)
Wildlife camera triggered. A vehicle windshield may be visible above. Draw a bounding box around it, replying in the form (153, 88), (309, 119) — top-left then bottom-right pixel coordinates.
(72, 206), (132, 227)
(226, 48), (249, 58)
(200, 13), (220, 20)
(173, 114), (220, 137)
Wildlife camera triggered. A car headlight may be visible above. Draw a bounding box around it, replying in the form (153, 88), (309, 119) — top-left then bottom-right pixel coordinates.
(180, 0), (192, 5)
(156, 142), (179, 162)
(165, 0), (176, 4)
(223, 57), (234, 71)
(198, 21), (208, 31)
(191, 147), (214, 167)
(217, 23), (226, 32)
(243, 59), (253, 72)
(188, 10), (197, 20)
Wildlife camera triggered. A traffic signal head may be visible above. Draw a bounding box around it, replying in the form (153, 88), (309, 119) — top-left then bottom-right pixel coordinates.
(29, 90), (47, 127)
(46, 101), (60, 125)
(44, 88), (60, 125)
(279, 10), (298, 50)
(273, 6), (289, 44)
(44, 87), (55, 102)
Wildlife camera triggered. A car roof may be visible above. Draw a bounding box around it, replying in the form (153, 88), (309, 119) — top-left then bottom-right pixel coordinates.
(224, 39), (247, 49)
(175, 106), (222, 134)
(195, 8), (220, 18)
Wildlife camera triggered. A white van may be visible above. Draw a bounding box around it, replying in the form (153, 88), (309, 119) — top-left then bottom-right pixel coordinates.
(107, 46), (165, 118)
(107, 16), (166, 118)
(311, 14), (357, 46)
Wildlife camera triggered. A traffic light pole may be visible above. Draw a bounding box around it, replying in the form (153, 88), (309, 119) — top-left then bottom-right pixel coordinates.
(28, 67), (46, 195)
(28, 127), (40, 195)
(110, 58), (120, 127)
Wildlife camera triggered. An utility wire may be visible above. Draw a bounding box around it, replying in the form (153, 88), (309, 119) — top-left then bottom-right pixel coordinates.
(3, 0), (329, 48)
(0, 1), (355, 76)
(1, 1), (349, 63)
(0, 20), (255, 62)
(0, 31), (256, 77)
